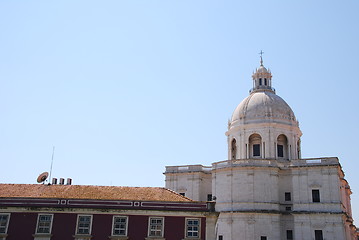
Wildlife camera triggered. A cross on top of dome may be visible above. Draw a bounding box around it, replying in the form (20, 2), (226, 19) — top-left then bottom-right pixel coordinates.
(259, 50), (264, 66)
(250, 51), (274, 93)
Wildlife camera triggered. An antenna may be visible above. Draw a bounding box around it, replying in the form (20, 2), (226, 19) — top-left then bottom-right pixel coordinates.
(49, 146), (55, 183)
(37, 172), (49, 183)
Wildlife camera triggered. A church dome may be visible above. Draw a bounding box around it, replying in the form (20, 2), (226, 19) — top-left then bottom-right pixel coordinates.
(230, 55), (298, 127)
(231, 91), (297, 126)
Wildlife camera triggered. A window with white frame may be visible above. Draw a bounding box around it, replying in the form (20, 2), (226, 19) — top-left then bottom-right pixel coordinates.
(112, 216), (128, 236)
(36, 214), (53, 234)
(0, 214), (10, 234)
(186, 218), (200, 238)
(76, 215), (92, 235)
(148, 217), (164, 237)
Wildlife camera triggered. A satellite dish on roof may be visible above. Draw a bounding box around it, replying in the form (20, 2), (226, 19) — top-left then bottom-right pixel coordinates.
(37, 172), (49, 183)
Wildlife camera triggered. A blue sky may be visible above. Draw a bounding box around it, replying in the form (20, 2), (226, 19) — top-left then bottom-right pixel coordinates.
(1, 0), (359, 222)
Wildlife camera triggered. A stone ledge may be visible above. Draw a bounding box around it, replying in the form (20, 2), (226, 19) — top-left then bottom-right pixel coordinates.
(73, 234), (93, 240)
(108, 236), (129, 240)
(32, 233), (53, 239)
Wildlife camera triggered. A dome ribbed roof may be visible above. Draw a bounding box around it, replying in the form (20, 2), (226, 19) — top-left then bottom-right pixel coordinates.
(231, 91), (297, 126)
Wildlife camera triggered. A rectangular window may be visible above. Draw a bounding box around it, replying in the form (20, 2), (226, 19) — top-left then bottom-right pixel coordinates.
(0, 214), (10, 234)
(253, 144), (260, 156)
(286, 230), (293, 240)
(315, 230), (323, 240)
(285, 206), (292, 211)
(76, 215), (92, 235)
(277, 144), (284, 157)
(207, 194), (212, 201)
(148, 217), (164, 237)
(186, 218), (200, 238)
(261, 236), (267, 240)
(36, 214), (53, 234)
(285, 192), (291, 201)
(218, 236), (223, 240)
(312, 189), (320, 202)
(112, 216), (128, 236)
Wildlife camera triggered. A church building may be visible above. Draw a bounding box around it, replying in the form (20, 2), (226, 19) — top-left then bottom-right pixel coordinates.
(164, 57), (357, 240)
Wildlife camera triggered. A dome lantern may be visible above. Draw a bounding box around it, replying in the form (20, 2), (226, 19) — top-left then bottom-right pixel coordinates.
(250, 53), (275, 94)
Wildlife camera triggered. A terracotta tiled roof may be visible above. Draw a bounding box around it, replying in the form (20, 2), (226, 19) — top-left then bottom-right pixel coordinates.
(0, 184), (193, 202)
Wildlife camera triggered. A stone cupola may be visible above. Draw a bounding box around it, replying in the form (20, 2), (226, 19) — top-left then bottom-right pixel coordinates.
(226, 56), (302, 161)
(251, 55), (274, 93)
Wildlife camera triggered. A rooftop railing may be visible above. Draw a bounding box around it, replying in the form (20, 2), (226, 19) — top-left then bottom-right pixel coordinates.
(165, 158), (340, 173)
(165, 165), (212, 173)
(249, 86), (275, 94)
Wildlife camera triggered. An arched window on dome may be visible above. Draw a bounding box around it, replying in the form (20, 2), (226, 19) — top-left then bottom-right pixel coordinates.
(297, 139), (301, 159)
(231, 139), (237, 160)
(277, 134), (288, 160)
(264, 78), (267, 86)
(249, 134), (262, 158)
(259, 78), (262, 86)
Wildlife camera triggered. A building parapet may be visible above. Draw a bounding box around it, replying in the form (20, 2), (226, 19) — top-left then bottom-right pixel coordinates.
(165, 165), (212, 173)
(290, 157), (339, 167)
(212, 157), (339, 170)
(165, 158), (340, 173)
(249, 86), (276, 94)
(213, 159), (279, 170)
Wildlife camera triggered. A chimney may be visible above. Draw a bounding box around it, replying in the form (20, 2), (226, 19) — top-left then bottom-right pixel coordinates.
(66, 178), (72, 185)
(59, 178), (65, 185)
(52, 178), (57, 185)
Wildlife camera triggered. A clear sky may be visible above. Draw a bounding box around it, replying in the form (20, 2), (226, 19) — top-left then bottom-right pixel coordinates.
(1, 0), (358, 223)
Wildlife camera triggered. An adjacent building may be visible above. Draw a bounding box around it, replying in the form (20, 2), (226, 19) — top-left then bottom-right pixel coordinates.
(0, 184), (217, 240)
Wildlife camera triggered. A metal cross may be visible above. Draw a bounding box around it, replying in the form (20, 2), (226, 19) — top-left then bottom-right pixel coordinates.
(259, 50), (264, 65)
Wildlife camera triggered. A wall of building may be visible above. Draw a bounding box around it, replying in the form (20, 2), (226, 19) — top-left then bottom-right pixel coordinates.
(2, 210), (208, 240)
(213, 166), (280, 212)
(293, 213), (347, 240)
(291, 165), (342, 212)
(165, 165), (212, 202)
(216, 213), (281, 240)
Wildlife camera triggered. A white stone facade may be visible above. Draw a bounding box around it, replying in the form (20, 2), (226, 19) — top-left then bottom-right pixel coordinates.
(164, 58), (357, 240)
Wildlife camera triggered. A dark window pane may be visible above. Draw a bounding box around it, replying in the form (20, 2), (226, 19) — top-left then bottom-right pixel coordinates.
(253, 144), (260, 157)
(287, 230), (293, 240)
(285, 192), (291, 201)
(312, 190), (320, 202)
(231, 139), (237, 159)
(219, 236), (223, 240)
(277, 144), (284, 157)
(315, 230), (323, 240)
(0, 215), (9, 234)
(261, 236), (267, 240)
(207, 194), (212, 201)
(259, 78), (262, 85)
(179, 193), (185, 196)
